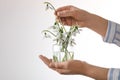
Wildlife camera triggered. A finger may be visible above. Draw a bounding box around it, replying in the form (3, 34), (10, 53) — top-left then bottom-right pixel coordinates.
(56, 5), (72, 12)
(55, 6), (71, 15)
(60, 17), (67, 25)
(56, 17), (67, 25)
(60, 17), (66, 22)
(49, 62), (66, 69)
(57, 10), (74, 18)
(56, 16), (77, 26)
(65, 17), (73, 26)
(39, 55), (51, 66)
(61, 17), (74, 26)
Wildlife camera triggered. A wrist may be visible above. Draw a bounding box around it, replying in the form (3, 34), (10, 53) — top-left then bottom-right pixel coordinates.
(82, 62), (109, 80)
(85, 13), (108, 37)
(81, 62), (91, 76)
(77, 61), (90, 75)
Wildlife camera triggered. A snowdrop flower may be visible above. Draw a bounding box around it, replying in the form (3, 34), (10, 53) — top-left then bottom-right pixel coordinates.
(69, 38), (76, 46)
(43, 32), (51, 38)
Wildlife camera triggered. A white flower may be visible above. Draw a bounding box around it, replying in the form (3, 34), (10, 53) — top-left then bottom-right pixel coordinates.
(54, 33), (66, 45)
(72, 29), (81, 36)
(43, 32), (51, 38)
(69, 38), (76, 46)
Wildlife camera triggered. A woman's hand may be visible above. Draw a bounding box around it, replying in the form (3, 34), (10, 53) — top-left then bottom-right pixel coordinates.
(39, 55), (108, 80)
(55, 5), (108, 37)
(55, 5), (91, 27)
(39, 55), (86, 74)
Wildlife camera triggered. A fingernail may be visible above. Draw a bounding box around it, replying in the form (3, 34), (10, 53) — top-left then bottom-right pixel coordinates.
(39, 55), (43, 58)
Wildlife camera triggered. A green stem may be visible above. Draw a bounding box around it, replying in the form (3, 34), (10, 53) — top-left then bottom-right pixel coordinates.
(57, 18), (67, 33)
(66, 32), (72, 48)
(44, 2), (56, 11)
(42, 30), (57, 37)
(55, 21), (62, 31)
(61, 24), (67, 33)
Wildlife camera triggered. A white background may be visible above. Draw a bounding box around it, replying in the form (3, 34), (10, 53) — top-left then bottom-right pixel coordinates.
(0, 0), (120, 80)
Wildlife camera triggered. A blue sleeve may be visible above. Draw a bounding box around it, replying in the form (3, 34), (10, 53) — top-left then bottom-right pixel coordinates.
(103, 21), (120, 80)
(104, 21), (120, 46)
(108, 68), (120, 80)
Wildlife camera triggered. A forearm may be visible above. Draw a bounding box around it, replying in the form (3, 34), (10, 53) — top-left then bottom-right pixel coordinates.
(83, 62), (109, 80)
(86, 13), (108, 38)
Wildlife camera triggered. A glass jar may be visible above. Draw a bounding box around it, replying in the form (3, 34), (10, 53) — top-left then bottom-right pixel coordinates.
(52, 44), (74, 62)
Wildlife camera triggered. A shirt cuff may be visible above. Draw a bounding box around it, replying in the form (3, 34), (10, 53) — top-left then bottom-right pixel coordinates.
(103, 21), (116, 43)
(108, 68), (120, 80)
